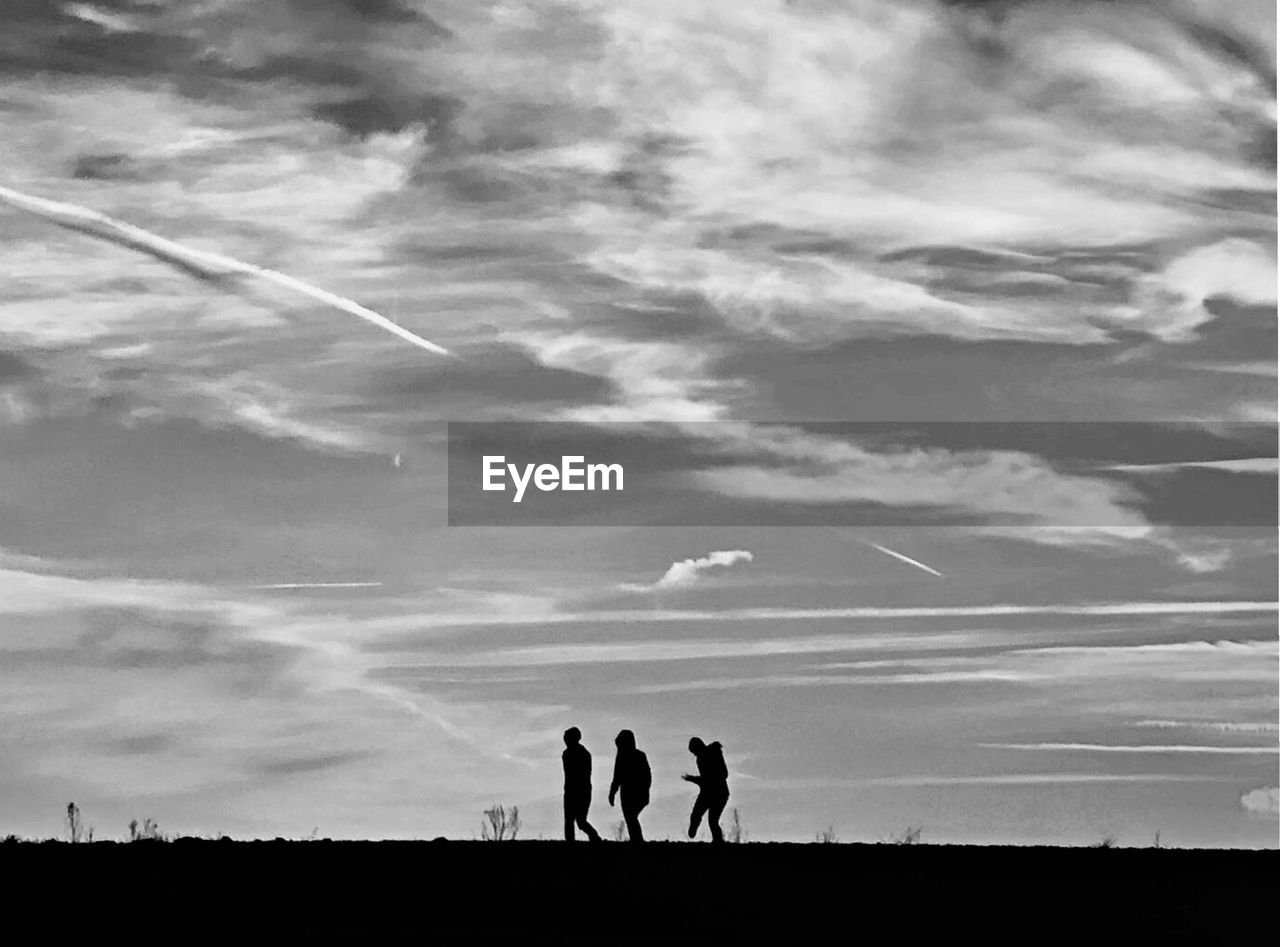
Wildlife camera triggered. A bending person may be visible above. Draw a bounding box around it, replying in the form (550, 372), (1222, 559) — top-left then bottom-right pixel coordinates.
(683, 737), (730, 843)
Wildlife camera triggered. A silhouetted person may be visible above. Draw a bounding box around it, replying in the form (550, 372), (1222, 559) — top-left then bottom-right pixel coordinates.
(608, 729), (651, 842)
(683, 737), (730, 843)
(562, 727), (601, 842)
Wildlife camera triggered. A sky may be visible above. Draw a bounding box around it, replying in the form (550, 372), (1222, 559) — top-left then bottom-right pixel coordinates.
(0, 0), (1276, 846)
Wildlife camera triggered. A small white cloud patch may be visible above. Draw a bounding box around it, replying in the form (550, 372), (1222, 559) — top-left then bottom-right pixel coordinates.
(1240, 787), (1280, 817)
(655, 549), (755, 589)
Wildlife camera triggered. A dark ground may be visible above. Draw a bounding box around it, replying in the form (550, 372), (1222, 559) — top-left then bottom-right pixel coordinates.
(3, 839), (1274, 941)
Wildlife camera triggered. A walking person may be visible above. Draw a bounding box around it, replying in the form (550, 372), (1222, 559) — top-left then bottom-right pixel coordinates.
(562, 727), (601, 842)
(608, 729), (651, 842)
(683, 737), (730, 843)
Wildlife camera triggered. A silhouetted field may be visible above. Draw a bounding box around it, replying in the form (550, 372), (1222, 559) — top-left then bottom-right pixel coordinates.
(3, 839), (1274, 940)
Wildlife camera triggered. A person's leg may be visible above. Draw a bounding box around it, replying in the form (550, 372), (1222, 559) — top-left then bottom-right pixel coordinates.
(563, 796), (575, 842)
(688, 793), (709, 839)
(624, 803), (645, 842)
(577, 813), (601, 842)
(708, 793), (728, 843)
(573, 791), (600, 841)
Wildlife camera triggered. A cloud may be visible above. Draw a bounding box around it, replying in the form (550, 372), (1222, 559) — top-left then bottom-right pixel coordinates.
(1105, 458), (1278, 475)
(2, 0), (1273, 469)
(384, 598), (1277, 632)
(573, 0), (1274, 347)
(968, 525), (1254, 576)
(1133, 240), (1278, 342)
(387, 630), (995, 671)
(1134, 720), (1280, 734)
(981, 742), (1278, 755)
(515, 330), (731, 423)
(1240, 787), (1280, 816)
(757, 773), (1238, 790)
(1175, 547), (1235, 574)
(387, 611), (1276, 670)
(247, 750), (375, 778)
(689, 423), (1149, 528)
(654, 549), (754, 589)
(621, 635), (1279, 692)
(249, 582), (385, 590)
(0, 552), (577, 836)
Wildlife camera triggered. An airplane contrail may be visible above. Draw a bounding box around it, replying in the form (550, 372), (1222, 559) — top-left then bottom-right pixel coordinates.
(250, 582), (385, 590)
(0, 183), (451, 356)
(861, 541), (946, 578)
(824, 527), (947, 578)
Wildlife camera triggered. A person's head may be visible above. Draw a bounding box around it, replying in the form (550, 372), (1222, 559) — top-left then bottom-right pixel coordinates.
(688, 737), (705, 755)
(615, 729), (636, 751)
(563, 726), (581, 747)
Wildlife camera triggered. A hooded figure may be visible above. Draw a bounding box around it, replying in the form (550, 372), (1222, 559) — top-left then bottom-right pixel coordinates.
(562, 727), (601, 842)
(683, 737), (730, 843)
(608, 729), (651, 842)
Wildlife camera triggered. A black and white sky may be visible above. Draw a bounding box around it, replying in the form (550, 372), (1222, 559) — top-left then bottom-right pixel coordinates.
(0, 0), (1276, 845)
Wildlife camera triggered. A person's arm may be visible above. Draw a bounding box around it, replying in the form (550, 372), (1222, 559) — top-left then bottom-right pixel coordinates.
(609, 755), (620, 805)
(682, 773), (701, 784)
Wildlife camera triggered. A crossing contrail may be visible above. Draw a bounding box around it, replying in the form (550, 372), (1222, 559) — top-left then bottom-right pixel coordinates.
(0, 183), (451, 356)
(861, 541), (946, 578)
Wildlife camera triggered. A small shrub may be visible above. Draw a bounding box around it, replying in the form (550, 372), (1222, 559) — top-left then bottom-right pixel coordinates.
(128, 818), (166, 842)
(816, 826), (838, 844)
(1094, 834), (1118, 849)
(886, 825), (923, 845)
(613, 820), (628, 842)
(481, 804), (520, 841)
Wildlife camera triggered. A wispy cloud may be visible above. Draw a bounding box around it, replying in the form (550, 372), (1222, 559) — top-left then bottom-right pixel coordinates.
(1105, 458), (1278, 474)
(1134, 719), (1280, 734)
(756, 773), (1241, 790)
(981, 742), (1279, 755)
(688, 422), (1149, 528)
(249, 583), (385, 590)
(392, 617), (1277, 673)
(405, 599), (1277, 631)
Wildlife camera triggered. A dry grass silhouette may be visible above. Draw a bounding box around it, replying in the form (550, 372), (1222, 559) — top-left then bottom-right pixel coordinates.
(64, 802), (93, 843)
(727, 808), (746, 843)
(128, 818), (167, 842)
(884, 825), (923, 845)
(481, 805), (521, 841)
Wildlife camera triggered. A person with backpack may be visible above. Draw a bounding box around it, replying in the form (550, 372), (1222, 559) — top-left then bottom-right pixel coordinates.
(683, 737), (730, 843)
(608, 729), (651, 842)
